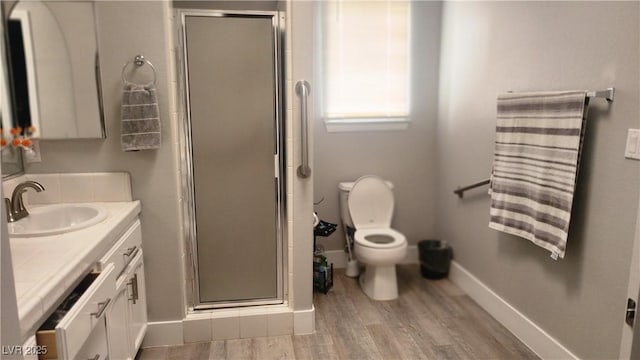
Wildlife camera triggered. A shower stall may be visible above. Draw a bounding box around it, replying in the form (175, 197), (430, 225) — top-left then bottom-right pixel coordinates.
(178, 9), (286, 309)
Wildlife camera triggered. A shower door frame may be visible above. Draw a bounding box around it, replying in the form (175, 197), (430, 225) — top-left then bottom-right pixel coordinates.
(177, 9), (287, 310)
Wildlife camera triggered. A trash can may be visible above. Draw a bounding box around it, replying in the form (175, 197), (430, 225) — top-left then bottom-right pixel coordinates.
(418, 240), (452, 279)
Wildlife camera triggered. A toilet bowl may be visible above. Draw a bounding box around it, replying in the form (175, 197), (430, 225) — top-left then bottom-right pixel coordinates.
(343, 175), (407, 300)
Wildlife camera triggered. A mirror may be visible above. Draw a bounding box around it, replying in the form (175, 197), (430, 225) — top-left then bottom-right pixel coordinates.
(6, 0), (105, 139)
(1, 4), (23, 178)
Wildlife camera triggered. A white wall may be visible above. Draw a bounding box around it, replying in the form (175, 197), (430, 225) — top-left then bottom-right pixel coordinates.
(436, 2), (640, 358)
(313, 1), (442, 252)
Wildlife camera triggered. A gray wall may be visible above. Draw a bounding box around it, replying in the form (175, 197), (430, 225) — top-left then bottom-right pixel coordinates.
(436, 2), (639, 358)
(24, 1), (185, 322)
(313, 1), (442, 251)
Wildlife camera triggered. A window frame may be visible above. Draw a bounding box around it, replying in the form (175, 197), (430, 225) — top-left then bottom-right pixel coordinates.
(318, 0), (412, 133)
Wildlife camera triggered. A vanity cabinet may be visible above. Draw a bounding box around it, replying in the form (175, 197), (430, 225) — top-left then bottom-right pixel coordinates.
(30, 217), (147, 360)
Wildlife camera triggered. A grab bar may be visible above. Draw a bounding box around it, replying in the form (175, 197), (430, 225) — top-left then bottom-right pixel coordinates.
(296, 80), (311, 178)
(454, 178), (490, 198)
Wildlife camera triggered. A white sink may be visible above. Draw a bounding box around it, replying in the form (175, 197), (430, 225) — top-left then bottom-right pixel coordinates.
(8, 204), (108, 238)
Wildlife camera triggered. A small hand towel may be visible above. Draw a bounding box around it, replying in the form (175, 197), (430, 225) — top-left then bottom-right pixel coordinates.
(121, 83), (161, 151)
(488, 90), (587, 259)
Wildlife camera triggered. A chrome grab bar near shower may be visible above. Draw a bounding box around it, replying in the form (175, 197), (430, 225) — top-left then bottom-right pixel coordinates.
(296, 80), (312, 178)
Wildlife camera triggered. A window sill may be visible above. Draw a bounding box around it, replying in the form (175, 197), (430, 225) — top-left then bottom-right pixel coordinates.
(323, 118), (410, 133)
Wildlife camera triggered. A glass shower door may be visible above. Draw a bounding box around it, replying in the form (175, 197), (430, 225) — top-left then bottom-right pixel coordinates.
(182, 11), (283, 306)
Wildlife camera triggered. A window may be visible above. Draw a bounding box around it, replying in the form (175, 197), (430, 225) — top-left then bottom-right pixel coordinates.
(320, 0), (411, 132)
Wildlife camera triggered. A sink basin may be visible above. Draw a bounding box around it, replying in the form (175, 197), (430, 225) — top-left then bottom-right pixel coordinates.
(8, 204), (108, 237)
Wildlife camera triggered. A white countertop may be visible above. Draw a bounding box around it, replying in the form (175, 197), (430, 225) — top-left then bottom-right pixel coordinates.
(10, 201), (141, 338)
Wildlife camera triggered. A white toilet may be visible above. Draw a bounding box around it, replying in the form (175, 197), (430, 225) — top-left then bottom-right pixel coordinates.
(338, 175), (407, 300)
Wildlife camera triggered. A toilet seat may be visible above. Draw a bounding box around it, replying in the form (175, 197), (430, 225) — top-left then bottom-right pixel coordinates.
(354, 228), (406, 249)
(348, 175), (394, 229)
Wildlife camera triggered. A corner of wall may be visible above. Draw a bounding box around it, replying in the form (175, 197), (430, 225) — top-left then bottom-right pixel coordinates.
(162, 0), (187, 321)
(289, 0), (315, 314)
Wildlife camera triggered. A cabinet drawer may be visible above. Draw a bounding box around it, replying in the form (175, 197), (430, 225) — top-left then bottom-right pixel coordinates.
(75, 317), (108, 360)
(99, 220), (141, 278)
(36, 264), (115, 360)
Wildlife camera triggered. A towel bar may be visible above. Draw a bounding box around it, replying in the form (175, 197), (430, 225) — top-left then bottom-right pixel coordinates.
(453, 179), (490, 198)
(507, 87), (614, 102)
(454, 87), (614, 199)
(586, 87), (614, 102)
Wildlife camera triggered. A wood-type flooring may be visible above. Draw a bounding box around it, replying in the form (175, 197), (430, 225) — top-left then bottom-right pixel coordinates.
(138, 265), (539, 359)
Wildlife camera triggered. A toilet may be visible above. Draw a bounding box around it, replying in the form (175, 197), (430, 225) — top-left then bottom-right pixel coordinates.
(338, 175), (407, 300)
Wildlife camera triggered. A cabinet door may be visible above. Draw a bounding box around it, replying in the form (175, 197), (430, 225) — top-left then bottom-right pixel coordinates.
(106, 283), (131, 360)
(127, 252), (147, 356)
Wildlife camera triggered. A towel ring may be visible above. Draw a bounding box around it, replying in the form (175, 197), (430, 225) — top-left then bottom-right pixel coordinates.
(121, 54), (157, 86)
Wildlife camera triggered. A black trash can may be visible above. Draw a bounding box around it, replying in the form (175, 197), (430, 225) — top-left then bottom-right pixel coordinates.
(418, 240), (452, 279)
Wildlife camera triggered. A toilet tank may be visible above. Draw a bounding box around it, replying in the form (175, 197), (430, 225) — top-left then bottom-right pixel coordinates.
(338, 180), (394, 229)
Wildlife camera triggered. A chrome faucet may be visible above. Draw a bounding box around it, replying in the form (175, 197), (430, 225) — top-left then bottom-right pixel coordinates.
(4, 181), (45, 222)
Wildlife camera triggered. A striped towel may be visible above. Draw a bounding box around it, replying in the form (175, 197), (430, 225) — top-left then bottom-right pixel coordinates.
(488, 90), (587, 259)
(121, 83), (161, 151)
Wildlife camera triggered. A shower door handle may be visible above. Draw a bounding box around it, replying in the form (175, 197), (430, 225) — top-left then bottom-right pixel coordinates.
(296, 80), (311, 178)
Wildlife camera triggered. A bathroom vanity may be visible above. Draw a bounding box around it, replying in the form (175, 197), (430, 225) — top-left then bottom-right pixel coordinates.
(9, 198), (145, 359)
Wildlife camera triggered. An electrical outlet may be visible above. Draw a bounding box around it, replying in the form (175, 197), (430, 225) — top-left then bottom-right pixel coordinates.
(625, 129), (640, 160)
(24, 140), (42, 163)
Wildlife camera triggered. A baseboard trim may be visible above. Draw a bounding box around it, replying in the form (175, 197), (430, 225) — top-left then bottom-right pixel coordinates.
(449, 261), (578, 360)
(142, 320), (184, 348)
(325, 245), (419, 269)
(143, 305), (315, 347)
(293, 306), (315, 335)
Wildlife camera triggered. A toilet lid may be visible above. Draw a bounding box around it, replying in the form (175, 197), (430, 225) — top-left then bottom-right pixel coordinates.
(355, 228), (407, 249)
(348, 175), (394, 229)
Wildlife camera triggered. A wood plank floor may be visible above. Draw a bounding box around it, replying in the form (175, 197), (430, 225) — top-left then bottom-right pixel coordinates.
(138, 265), (539, 360)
